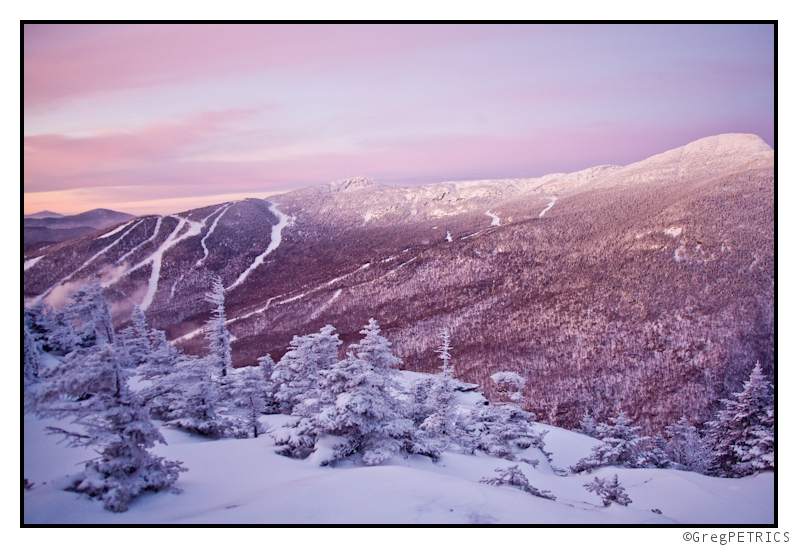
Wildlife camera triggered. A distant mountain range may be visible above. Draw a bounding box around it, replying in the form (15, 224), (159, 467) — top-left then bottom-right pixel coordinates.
(24, 210), (64, 219)
(23, 134), (774, 434)
(24, 209), (135, 251)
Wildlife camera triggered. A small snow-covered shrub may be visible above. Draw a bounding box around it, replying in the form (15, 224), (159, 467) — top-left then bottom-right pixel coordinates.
(480, 465), (556, 500)
(571, 411), (649, 473)
(583, 474), (631, 507)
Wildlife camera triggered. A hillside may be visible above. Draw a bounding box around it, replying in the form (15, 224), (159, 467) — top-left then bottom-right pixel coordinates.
(23, 368), (774, 525)
(24, 208), (135, 251)
(22, 134), (774, 434)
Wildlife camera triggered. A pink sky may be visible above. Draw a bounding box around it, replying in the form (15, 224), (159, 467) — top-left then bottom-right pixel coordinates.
(24, 24), (774, 216)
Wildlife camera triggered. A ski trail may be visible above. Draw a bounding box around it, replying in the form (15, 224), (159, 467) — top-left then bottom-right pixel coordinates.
(485, 211), (500, 226)
(174, 327), (204, 343)
(197, 204), (232, 267)
(311, 289), (342, 319)
(131, 216), (204, 311)
(226, 202), (291, 292)
(116, 217), (163, 265)
(98, 220), (135, 239)
(32, 220), (143, 303)
(230, 295), (284, 324)
(538, 196), (557, 218)
(24, 256), (44, 271)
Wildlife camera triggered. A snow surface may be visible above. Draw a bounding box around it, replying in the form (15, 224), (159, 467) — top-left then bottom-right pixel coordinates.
(97, 220), (135, 239)
(130, 216), (204, 311)
(227, 202), (291, 291)
(197, 204), (232, 267)
(485, 211), (500, 226)
(24, 256), (44, 271)
(539, 196), (558, 218)
(116, 216), (163, 265)
(24, 409), (773, 524)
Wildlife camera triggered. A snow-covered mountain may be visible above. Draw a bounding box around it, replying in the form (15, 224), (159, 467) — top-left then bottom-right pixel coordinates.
(24, 208), (136, 251)
(22, 134), (774, 434)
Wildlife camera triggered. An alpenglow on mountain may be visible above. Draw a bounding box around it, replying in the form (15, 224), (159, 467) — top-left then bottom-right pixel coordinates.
(23, 134), (774, 433)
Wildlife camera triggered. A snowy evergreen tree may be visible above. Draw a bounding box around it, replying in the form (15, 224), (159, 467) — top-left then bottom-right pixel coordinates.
(309, 319), (411, 466)
(576, 410), (599, 438)
(24, 323), (41, 386)
(665, 416), (709, 474)
(437, 327), (453, 377)
(230, 365), (270, 437)
(30, 290), (185, 512)
(272, 325), (341, 416)
(119, 306), (150, 370)
(407, 327), (460, 460)
(705, 362), (774, 477)
(138, 329), (180, 380)
(571, 411), (651, 473)
(63, 282), (115, 348)
(467, 372), (546, 461)
(158, 353), (233, 438)
(257, 354), (279, 413)
(583, 474), (631, 507)
(204, 276), (234, 396)
(643, 433), (672, 469)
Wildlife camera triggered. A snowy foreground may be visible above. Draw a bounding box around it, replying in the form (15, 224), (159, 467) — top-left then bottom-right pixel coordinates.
(24, 409), (773, 525)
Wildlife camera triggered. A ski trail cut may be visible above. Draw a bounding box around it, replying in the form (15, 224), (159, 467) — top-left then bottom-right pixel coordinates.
(98, 220), (135, 239)
(24, 256), (44, 271)
(485, 211), (500, 226)
(227, 202), (291, 292)
(131, 216), (203, 311)
(116, 217), (163, 265)
(538, 196), (557, 218)
(32, 220), (143, 303)
(197, 204), (232, 267)
(311, 289), (342, 319)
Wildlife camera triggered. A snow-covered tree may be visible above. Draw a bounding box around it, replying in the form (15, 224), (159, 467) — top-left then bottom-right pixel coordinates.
(465, 371), (546, 461)
(272, 325), (341, 416)
(63, 282), (115, 348)
(30, 290), (185, 512)
(157, 353), (233, 438)
(24, 323), (41, 386)
(480, 465), (556, 500)
(437, 327), (453, 377)
(138, 329), (180, 380)
(576, 410), (599, 438)
(491, 371), (526, 406)
(25, 301), (77, 355)
(119, 306), (150, 370)
(204, 276), (233, 396)
(407, 327), (461, 460)
(310, 319), (411, 466)
(571, 411), (650, 473)
(231, 365), (270, 437)
(583, 474), (631, 507)
(665, 416), (709, 474)
(257, 354), (279, 413)
(705, 362), (774, 477)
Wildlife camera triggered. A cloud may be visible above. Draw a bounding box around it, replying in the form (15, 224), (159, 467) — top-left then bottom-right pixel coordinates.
(24, 108), (261, 193)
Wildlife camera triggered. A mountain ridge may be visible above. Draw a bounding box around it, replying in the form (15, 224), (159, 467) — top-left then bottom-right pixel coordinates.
(23, 133), (774, 434)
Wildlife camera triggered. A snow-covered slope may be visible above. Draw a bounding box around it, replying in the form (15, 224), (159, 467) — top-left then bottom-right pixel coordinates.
(23, 411), (773, 525)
